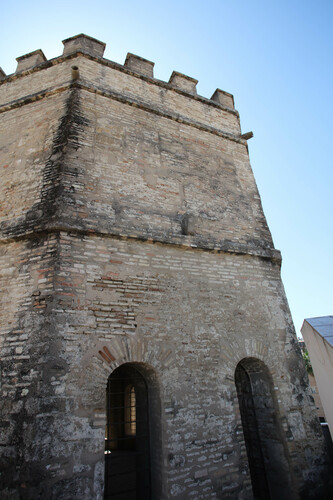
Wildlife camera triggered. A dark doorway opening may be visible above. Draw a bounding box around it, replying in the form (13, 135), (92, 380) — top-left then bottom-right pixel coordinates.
(105, 364), (151, 500)
(235, 358), (292, 500)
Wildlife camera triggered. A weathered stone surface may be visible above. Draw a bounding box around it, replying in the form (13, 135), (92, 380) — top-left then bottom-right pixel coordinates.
(169, 71), (198, 94)
(124, 53), (155, 77)
(62, 34), (106, 58)
(0, 35), (331, 499)
(16, 49), (47, 73)
(211, 88), (234, 109)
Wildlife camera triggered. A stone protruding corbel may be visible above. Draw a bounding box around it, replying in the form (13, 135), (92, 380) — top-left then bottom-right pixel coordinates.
(62, 34), (106, 58)
(16, 50), (47, 73)
(124, 53), (154, 78)
(0, 67), (6, 79)
(211, 89), (234, 109)
(169, 71), (198, 95)
(240, 131), (254, 140)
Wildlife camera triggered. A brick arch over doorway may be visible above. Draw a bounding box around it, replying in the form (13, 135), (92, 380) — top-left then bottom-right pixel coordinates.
(235, 357), (294, 500)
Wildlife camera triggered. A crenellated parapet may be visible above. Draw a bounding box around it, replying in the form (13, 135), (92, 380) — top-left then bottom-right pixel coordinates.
(1, 34), (227, 103)
(0, 34), (256, 178)
(0, 34), (242, 125)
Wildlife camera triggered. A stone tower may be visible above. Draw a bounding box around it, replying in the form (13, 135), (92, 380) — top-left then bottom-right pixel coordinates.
(0, 34), (331, 499)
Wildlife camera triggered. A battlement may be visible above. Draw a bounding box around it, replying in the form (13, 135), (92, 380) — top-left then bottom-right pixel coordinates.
(0, 34), (254, 165)
(0, 33), (238, 112)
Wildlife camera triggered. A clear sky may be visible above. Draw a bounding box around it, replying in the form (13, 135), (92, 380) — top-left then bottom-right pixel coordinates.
(1, 0), (332, 336)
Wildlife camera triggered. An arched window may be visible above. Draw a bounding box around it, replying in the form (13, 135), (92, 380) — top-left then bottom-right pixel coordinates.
(124, 384), (136, 437)
(235, 358), (293, 500)
(105, 364), (151, 499)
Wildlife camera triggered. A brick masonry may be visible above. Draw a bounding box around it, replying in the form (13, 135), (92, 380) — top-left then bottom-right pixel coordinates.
(0, 34), (331, 499)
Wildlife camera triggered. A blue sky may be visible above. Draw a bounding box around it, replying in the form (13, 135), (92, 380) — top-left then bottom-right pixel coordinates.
(2, 1), (332, 335)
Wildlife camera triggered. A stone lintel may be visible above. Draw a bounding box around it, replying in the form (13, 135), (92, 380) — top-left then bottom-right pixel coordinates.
(124, 53), (154, 78)
(62, 34), (106, 58)
(0, 67), (6, 79)
(211, 89), (234, 109)
(16, 50), (47, 73)
(169, 71), (198, 94)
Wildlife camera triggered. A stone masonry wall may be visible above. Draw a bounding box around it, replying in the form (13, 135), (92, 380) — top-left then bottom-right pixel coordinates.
(0, 34), (331, 499)
(1, 231), (325, 498)
(63, 79), (272, 251)
(0, 234), (59, 496)
(0, 92), (67, 229)
(47, 232), (324, 498)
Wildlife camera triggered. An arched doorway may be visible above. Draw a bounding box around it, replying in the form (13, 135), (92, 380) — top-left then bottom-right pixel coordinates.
(235, 358), (292, 499)
(105, 364), (151, 499)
